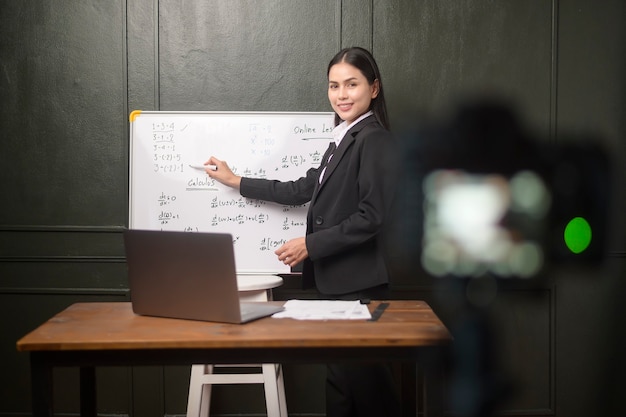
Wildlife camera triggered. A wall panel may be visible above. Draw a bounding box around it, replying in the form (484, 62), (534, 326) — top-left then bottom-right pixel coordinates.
(0, 228), (124, 259)
(0, 1), (128, 227)
(341, 0), (372, 49)
(374, 0), (553, 134)
(128, 0), (158, 111)
(158, 0), (340, 112)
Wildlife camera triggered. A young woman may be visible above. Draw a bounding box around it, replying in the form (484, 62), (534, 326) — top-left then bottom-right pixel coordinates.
(205, 46), (400, 417)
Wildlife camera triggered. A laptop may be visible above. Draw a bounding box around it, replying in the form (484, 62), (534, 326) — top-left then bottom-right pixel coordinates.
(123, 229), (284, 324)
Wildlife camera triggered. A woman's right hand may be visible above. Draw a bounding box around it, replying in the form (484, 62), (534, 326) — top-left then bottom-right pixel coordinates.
(204, 156), (242, 190)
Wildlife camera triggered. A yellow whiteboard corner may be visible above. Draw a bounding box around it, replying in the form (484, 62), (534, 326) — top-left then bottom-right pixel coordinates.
(129, 110), (142, 122)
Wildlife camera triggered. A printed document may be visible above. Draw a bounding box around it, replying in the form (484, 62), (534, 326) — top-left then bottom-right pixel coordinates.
(272, 299), (371, 320)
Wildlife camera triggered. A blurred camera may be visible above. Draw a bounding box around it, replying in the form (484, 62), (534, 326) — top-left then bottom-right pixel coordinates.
(395, 99), (611, 279)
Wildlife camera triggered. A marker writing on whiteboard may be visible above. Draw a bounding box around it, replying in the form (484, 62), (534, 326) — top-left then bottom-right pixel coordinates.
(189, 164), (217, 171)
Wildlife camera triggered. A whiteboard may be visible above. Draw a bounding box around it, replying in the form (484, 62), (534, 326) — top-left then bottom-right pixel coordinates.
(129, 111), (334, 274)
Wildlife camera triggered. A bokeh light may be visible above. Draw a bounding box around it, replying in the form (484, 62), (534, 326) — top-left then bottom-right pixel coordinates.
(564, 217), (592, 254)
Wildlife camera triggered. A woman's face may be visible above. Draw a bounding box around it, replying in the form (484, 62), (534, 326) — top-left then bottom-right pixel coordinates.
(328, 61), (379, 125)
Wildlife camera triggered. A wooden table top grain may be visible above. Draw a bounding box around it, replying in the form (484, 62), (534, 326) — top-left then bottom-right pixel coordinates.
(17, 301), (451, 352)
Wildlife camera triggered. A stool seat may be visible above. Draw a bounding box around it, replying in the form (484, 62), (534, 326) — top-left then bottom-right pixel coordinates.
(186, 275), (287, 417)
(237, 274), (284, 292)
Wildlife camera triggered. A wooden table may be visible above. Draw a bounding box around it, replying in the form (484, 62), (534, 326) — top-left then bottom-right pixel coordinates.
(17, 300), (451, 417)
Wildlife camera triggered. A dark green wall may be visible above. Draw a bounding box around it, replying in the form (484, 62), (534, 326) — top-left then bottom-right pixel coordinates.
(1, 1), (624, 416)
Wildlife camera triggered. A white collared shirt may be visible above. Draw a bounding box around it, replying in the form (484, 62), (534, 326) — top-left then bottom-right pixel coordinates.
(319, 111), (373, 183)
(331, 111), (374, 148)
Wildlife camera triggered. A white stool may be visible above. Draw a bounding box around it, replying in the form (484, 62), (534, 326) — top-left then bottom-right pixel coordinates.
(186, 275), (287, 417)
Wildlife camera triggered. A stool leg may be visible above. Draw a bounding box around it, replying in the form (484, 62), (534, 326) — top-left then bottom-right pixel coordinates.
(200, 365), (213, 417)
(262, 364), (282, 417)
(187, 364), (214, 417)
(200, 371), (212, 417)
(276, 364), (288, 417)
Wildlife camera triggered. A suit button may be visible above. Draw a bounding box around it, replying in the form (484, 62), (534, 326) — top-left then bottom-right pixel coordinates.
(315, 216), (324, 225)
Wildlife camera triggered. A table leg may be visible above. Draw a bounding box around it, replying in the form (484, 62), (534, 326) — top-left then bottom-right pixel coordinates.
(80, 367), (97, 417)
(31, 353), (53, 417)
(421, 353), (446, 417)
(400, 362), (417, 417)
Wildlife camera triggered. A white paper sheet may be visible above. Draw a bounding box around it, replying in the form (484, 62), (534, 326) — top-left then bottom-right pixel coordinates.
(272, 299), (371, 320)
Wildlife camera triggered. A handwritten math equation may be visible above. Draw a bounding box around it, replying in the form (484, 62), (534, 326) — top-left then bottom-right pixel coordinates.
(149, 121), (183, 173)
(153, 190), (308, 252)
(148, 120), (327, 174)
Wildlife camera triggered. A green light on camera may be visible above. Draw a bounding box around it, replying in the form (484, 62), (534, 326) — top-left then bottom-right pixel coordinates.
(564, 217), (592, 254)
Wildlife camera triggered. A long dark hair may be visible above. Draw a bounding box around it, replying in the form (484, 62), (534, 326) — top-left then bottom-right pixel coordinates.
(327, 47), (390, 129)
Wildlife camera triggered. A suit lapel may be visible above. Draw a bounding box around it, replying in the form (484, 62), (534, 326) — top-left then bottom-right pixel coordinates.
(319, 132), (353, 187)
(312, 116), (377, 202)
(311, 142), (336, 202)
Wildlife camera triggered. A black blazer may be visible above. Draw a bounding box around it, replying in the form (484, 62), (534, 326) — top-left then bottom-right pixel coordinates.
(240, 115), (397, 295)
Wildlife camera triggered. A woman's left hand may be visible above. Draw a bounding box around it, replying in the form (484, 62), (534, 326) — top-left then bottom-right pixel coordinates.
(276, 237), (308, 267)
